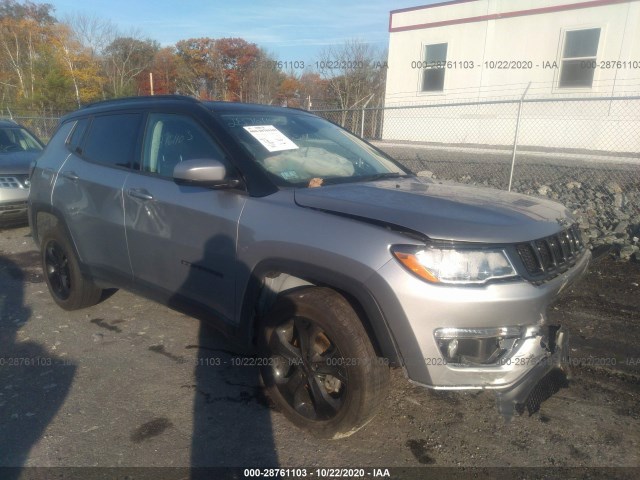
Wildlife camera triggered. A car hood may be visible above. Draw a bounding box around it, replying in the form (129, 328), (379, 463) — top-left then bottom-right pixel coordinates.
(0, 152), (40, 174)
(293, 177), (573, 243)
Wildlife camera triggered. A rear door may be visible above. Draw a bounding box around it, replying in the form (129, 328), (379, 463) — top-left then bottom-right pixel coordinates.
(123, 112), (246, 324)
(53, 113), (142, 283)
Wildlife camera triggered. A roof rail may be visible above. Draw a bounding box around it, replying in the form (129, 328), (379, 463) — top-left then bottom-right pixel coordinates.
(82, 95), (200, 109)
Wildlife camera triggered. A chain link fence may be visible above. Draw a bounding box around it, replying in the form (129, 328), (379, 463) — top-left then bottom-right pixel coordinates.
(313, 96), (640, 259)
(9, 116), (60, 142)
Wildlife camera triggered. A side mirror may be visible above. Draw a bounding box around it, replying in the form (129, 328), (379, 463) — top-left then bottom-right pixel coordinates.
(173, 159), (241, 189)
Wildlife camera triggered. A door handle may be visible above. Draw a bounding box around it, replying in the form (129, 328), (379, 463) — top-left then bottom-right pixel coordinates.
(127, 188), (154, 201)
(61, 171), (79, 182)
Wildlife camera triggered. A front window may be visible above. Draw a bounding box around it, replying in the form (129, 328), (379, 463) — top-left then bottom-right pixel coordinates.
(142, 113), (227, 177)
(559, 28), (600, 88)
(0, 127), (43, 153)
(216, 111), (407, 186)
(422, 43), (447, 92)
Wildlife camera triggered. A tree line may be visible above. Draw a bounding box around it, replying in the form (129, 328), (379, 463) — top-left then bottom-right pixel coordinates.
(0, 0), (387, 118)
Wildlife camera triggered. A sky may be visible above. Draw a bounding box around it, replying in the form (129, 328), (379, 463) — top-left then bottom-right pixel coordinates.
(46, 0), (438, 62)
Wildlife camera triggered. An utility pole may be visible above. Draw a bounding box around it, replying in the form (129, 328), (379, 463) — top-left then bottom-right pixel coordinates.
(149, 72), (154, 96)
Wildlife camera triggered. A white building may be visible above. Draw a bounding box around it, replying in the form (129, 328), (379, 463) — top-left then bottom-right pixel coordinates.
(383, 0), (640, 153)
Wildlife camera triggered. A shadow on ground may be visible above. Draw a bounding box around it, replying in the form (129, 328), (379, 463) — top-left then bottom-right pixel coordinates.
(0, 254), (76, 479)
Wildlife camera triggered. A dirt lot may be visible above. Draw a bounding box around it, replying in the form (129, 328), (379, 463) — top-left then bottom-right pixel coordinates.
(0, 223), (638, 478)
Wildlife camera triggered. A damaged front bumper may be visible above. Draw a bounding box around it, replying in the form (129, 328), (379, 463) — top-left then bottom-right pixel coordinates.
(420, 324), (571, 420)
(494, 325), (570, 419)
(367, 246), (590, 418)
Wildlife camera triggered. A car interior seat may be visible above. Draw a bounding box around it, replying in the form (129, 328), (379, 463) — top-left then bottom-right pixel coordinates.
(157, 121), (187, 177)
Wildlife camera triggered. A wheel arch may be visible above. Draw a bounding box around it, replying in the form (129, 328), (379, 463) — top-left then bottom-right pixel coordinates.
(31, 205), (61, 246)
(31, 205), (87, 275)
(32, 206), (75, 250)
(240, 259), (403, 366)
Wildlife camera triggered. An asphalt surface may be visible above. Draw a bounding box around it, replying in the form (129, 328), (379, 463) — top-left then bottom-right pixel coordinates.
(0, 223), (638, 477)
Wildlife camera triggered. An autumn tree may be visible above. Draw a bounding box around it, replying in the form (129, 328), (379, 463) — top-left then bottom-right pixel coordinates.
(277, 74), (302, 107)
(174, 37), (279, 103)
(0, 0), (55, 108)
(51, 22), (103, 107)
(147, 47), (178, 94)
(62, 13), (116, 100)
(174, 37), (224, 98)
(103, 35), (158, 97)
(298, 71), (331, 109)
(0, 1), (389, 118)
(216, 37), (260, 101)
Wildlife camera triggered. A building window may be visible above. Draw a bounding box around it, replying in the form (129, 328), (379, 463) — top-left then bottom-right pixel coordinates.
(559, 28), (600, 88)
(422, 43), (447, 92)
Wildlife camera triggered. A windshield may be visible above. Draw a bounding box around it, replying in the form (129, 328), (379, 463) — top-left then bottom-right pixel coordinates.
(217, 111), (408, 186)
(0, 127), (43, 154)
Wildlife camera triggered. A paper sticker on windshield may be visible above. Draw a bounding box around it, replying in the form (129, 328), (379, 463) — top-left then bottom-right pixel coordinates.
(243, 125), (299, 152)
(280, 170), (299, 180)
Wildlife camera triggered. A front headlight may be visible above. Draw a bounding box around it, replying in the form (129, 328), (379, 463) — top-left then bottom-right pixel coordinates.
(391, 245), (518, 285)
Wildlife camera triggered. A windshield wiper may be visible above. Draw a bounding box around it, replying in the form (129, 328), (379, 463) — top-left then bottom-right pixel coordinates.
(317, 172), (409, 186)
(350, 172), (407, 183)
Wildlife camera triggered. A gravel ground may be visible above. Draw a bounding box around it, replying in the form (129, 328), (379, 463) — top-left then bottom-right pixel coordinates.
(0, 223), (639, 479)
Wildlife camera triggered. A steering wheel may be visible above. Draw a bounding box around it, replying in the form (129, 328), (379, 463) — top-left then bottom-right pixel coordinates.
(353, 157), (376, 175)
(0, 144), (21, 152)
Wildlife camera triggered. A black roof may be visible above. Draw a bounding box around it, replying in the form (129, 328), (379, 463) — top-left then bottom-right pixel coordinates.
(81, 94), (200, 110)
(203, 101), (310, 115)
(60, 95), (311, 122)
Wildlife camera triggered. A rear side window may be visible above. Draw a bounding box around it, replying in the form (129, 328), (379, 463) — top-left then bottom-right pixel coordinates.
(47, 121), (75, 152)
(67, 118), (89, 155)
(82, 114), (142, 168)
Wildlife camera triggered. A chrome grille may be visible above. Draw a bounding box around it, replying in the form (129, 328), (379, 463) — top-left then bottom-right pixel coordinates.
(516, 244), (541, 274)
(0, 201), (28, 213)
(535, 239), (554, 269)
(516, 225), (586, 282)
(548, 236), (563, 263)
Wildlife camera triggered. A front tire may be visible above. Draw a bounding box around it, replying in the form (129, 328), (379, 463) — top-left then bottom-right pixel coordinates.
(259, 287), (389, 439)
(41, 226), (103, 310)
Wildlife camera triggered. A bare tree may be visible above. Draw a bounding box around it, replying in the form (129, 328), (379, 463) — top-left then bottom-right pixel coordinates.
(103, 31), (158, 97)
(244, 48), (283, 104)
(64, 13), (116, 58)
(315, 40), (386, 129)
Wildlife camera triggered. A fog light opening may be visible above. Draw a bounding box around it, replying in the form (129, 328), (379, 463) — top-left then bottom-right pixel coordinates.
(447, 339), (459, 359)
(435, 327), (522, 366)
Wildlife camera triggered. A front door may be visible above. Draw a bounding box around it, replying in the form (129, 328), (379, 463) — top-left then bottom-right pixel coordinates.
(123, 113), (246, 324)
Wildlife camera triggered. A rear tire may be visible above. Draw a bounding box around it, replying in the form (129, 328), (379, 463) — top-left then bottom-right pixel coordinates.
(259, 287), (389, 439)
(41, 226), (103, 310)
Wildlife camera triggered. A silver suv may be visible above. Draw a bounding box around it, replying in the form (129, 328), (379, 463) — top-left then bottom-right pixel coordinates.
(0, 119), (44, 224)
(29, 96), (590, 438)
